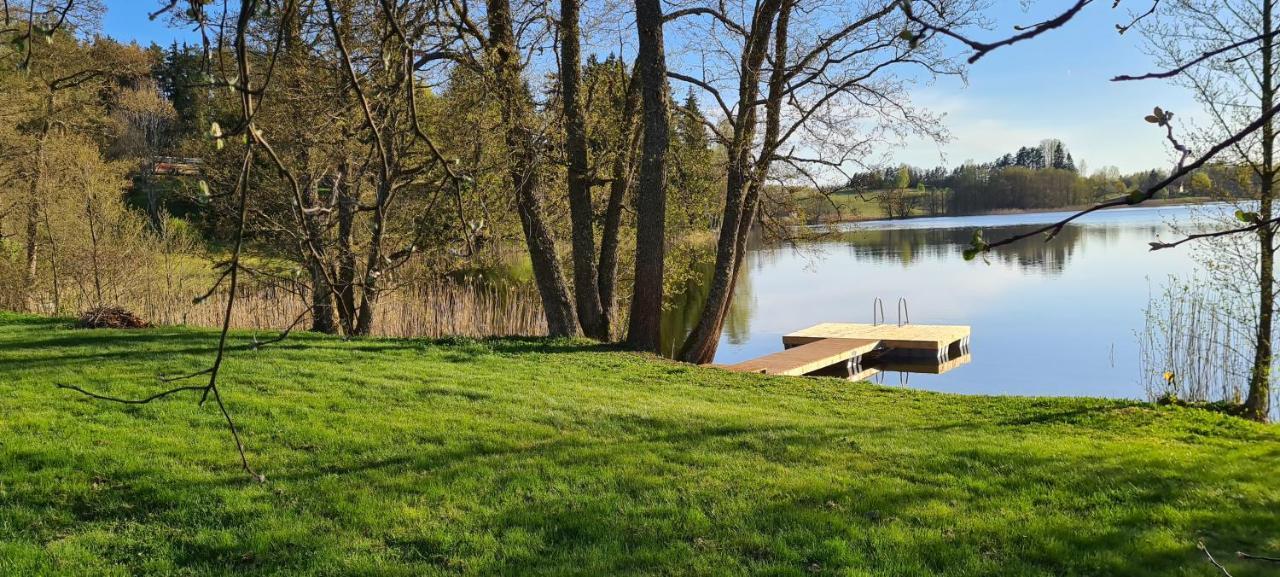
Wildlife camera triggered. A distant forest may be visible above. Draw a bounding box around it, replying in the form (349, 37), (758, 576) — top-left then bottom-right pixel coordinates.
(828, 138), (1252, 219)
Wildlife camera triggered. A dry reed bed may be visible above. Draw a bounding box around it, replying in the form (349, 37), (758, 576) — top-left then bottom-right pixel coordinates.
(33, 281), (549, 338)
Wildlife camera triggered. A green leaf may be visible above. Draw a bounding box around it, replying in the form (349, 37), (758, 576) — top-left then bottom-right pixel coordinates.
(198, 180), (210, 199)
(1235, 210), (1260, 224)
(962, 248), (978, 261)
(1144, 115), (1160, 124)
(1126, 190), (1145, 204)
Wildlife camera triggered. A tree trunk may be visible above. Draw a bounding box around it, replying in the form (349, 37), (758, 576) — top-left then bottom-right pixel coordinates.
(677, 165), (751, 363)
(355, 285), (377, 336)
(626, 0), (671, 352)
(85, 197), (105, 306)
(1246, 0), (1275, 422)
(677, 0), (785, 363)
(143, 174), (163, 231)
(488, 0), (579, 337)
(301, 177), (337, 334)
(598, 71), (642, 335)
(353, 180), (390, 336)
(24, 194), (38, 309)
(335, 168), (358, 335)
(560, 0), (608, 340)
(23, 129), (46, 313)
(40, 208), (60, 313)
(309, 257), (337, 334)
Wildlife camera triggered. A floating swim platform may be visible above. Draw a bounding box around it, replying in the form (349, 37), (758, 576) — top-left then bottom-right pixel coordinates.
(724, 322), (970, 377)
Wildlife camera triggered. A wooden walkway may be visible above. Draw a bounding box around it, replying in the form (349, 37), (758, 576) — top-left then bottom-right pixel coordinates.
(724, 338), (880, 376)
(724, 323), (970, 377)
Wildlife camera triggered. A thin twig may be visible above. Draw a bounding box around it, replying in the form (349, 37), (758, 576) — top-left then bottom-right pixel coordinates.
(1238, 551), (1280, 563)
(158, 367), (215, 383)
(1200, 541), (1235, 577)
(904, 0), (1094, 64)
(1113, 29), (1280, 81)
(56, 383), (209, 404)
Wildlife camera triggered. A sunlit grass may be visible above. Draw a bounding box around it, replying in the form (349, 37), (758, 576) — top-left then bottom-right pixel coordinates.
(1, 312), (1276, 576)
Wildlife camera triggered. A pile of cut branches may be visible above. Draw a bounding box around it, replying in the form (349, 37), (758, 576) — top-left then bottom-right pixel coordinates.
(76, 306), (152, 329)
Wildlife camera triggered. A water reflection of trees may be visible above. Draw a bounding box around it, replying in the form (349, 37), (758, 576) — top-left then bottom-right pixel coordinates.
(658, 222), (1162, 358)
(660, 257), (756, 357)
(834, 223), (1164, 275)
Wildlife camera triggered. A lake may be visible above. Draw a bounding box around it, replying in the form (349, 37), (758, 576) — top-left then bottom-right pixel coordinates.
(663, 203), (1223, 400)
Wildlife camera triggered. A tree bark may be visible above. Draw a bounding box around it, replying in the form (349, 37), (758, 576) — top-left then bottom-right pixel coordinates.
(335, 165), (358, 335)
(1246, 0), (1275, 422)
(598, 71), (642, 335)
(24, 187), (38, 309)
(353, 179), (389, 336)
(560, 0), (608, 340)
(23, 121), (47, 313)
(301, 177), (337, 334)
(678, 0), (785, 363)
(626, 0), (671, 352)
(488, 0), (579, 337)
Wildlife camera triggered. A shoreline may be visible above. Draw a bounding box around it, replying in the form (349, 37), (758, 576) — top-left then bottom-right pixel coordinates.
(823, 196), (1220, 225)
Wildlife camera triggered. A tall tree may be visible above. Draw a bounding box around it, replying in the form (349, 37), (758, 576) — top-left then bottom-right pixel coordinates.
(673, 0), (971, 363)
(626, 0), (671, 351)
(598, 65), (643, 335)
(486, 0), (579, 336)
(559, 0), (607, 339)
(1138, 0), (1277, 421)
(3, 25), (150, 311)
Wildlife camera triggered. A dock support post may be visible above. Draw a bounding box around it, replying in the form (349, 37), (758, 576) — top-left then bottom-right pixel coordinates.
(845, 354), (863, 378)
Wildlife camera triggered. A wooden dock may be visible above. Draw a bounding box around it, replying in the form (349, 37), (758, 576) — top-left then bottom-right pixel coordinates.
(783, 323), (969, 355)
(725, 338), (880, 376)
(724, 323), (970, 377)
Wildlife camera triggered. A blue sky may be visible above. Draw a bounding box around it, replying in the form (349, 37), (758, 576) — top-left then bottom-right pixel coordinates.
(100, 1), (196, 47)
(892, 2), (1200, 174)
(99, 0), (1196, 174)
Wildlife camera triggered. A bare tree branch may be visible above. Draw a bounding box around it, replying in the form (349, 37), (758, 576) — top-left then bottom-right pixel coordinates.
(975, 101), (1280, 255)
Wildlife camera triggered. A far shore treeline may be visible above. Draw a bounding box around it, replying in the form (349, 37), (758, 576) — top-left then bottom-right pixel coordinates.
(799, 139), (1242, 221)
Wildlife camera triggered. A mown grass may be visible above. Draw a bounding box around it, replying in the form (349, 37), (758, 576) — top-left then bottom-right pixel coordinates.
(1, 312), (1277, 576)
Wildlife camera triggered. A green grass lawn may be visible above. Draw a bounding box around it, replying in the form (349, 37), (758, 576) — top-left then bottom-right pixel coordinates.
(1, 313), (1277, 576)
(810, 191), (892, 221)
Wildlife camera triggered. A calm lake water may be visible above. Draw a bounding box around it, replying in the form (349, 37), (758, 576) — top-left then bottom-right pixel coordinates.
(663, 204), (1220, 400)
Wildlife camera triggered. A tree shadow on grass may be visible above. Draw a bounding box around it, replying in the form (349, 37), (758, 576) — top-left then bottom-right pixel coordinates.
(0, 320), (614, 374)
(4, 317), (1276, 575)
(6, 409), (1277, 576)
(177, 415), (1280, 574)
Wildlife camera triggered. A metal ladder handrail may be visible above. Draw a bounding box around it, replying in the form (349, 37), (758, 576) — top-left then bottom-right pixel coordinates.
(872, 297), (885, 326)
(897, 297), (910, 327)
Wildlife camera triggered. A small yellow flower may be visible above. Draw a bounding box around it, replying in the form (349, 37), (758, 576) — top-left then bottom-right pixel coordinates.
(1163, 371), (1176, 383)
